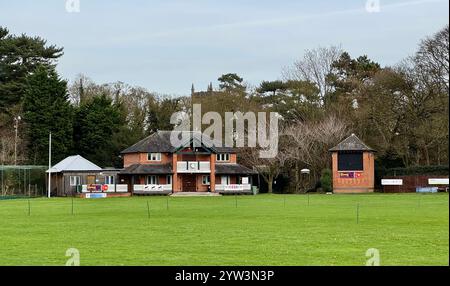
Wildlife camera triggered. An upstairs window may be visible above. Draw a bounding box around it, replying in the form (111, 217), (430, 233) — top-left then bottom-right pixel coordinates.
(216, 153), (230, 162)
(148, 153), (161, 161)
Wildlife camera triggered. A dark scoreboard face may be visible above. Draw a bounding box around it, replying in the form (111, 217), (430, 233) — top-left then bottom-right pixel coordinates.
(338, 152), (363, 171)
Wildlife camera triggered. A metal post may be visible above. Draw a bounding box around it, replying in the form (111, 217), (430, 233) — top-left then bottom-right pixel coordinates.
(1, 140), (4, 195)
(48, 132), (51, 198)
(14, 118), (18, 165)
(1, 165), (3, 195)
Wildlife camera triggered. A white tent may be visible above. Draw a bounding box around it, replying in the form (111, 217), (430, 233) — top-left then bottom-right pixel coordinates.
(46, 155), (101, 173)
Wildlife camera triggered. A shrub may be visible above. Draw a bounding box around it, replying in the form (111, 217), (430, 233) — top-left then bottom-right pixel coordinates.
(320, 168), (333, 193)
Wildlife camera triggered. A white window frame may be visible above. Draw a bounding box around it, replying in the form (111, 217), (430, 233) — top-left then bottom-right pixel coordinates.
(166, 175), (173, 185)
(70, 176), (81, 186)
(148, 153), (162, 161)
(202, 175), (210, 185)
(221, 175), (230, 185)
(105, 175), (114, 185)
(216, 153), (230, 162)
(146, 175), (158, 185)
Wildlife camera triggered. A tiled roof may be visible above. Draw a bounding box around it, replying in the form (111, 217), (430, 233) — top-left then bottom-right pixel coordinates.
(121, 131), (235, 154)
(329, 134), (375, 152)
(120, 164), (173, 174)
(215, 163), (257, 175)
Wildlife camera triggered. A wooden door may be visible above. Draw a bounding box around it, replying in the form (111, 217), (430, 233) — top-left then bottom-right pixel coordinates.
(87, 175), (96, 185)
(182, 175), (197, 192)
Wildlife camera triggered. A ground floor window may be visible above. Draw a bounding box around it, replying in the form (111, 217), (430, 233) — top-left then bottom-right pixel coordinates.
(221, 175), (230, 185)
(70, 176), (81, 186)
(239, 176), (249, 184)
(166, 175), (172, 185)
(105, 175), (114, 185)
(146, 175), (158, 185)
(202, 175), (210, 185)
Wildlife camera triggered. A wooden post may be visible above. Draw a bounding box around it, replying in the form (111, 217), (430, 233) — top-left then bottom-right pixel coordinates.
(356, 203), (360, 224)
(210, 154), (215, 192)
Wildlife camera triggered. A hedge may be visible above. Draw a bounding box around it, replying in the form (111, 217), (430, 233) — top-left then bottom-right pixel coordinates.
(382, 165), (449, 176)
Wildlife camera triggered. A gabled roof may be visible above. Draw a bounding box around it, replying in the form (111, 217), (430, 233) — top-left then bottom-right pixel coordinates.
(329, 134), (375, 152)
(121, 131), (235, 154)
(46, 155), (102, 173)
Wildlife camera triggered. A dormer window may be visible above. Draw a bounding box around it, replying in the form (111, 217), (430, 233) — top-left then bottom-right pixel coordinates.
(148, 153), (161, 161)
(216, 153), (230, 162)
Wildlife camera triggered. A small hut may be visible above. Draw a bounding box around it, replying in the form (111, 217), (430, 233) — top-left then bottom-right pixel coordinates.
(329, 134), (375, 193)
(46, 155), (119, 196)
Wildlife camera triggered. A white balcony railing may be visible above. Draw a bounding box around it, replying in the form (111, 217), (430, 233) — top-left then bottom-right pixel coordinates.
(176, 161), (210, 173)
(115, 184), (128, 192)
(215, 184), (252, 191)
(133, 184), (172, 192)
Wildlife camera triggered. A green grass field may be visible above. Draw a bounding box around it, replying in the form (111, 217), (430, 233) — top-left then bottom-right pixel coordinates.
(0, 193), (448, 266)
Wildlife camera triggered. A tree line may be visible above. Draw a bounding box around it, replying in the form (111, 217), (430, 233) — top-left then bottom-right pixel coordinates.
(0, 25), (448, 192)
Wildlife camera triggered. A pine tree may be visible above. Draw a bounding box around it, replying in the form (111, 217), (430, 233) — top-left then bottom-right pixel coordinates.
(23, 66), (73, 165)
(0, 26), (63, 112)
(73, 95), (124, 167)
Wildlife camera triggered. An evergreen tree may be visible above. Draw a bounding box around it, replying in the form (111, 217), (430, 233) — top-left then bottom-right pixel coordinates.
(73, 95), (124, 167)
(257, 80), (287, 96)
(23, 66), (73, 165)
(218, 73), (245, 92)
(0, 26), (63, 112)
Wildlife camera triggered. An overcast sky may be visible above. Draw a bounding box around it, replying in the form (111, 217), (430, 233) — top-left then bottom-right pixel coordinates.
(1, 0), (448, 96)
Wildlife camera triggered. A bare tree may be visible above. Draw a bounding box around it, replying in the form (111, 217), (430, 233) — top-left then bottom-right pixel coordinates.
(283, 46), (343, 103)
(414, 25), (449, 91)
(284, 115), (349, 192)
(241, 127), (290, 194)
